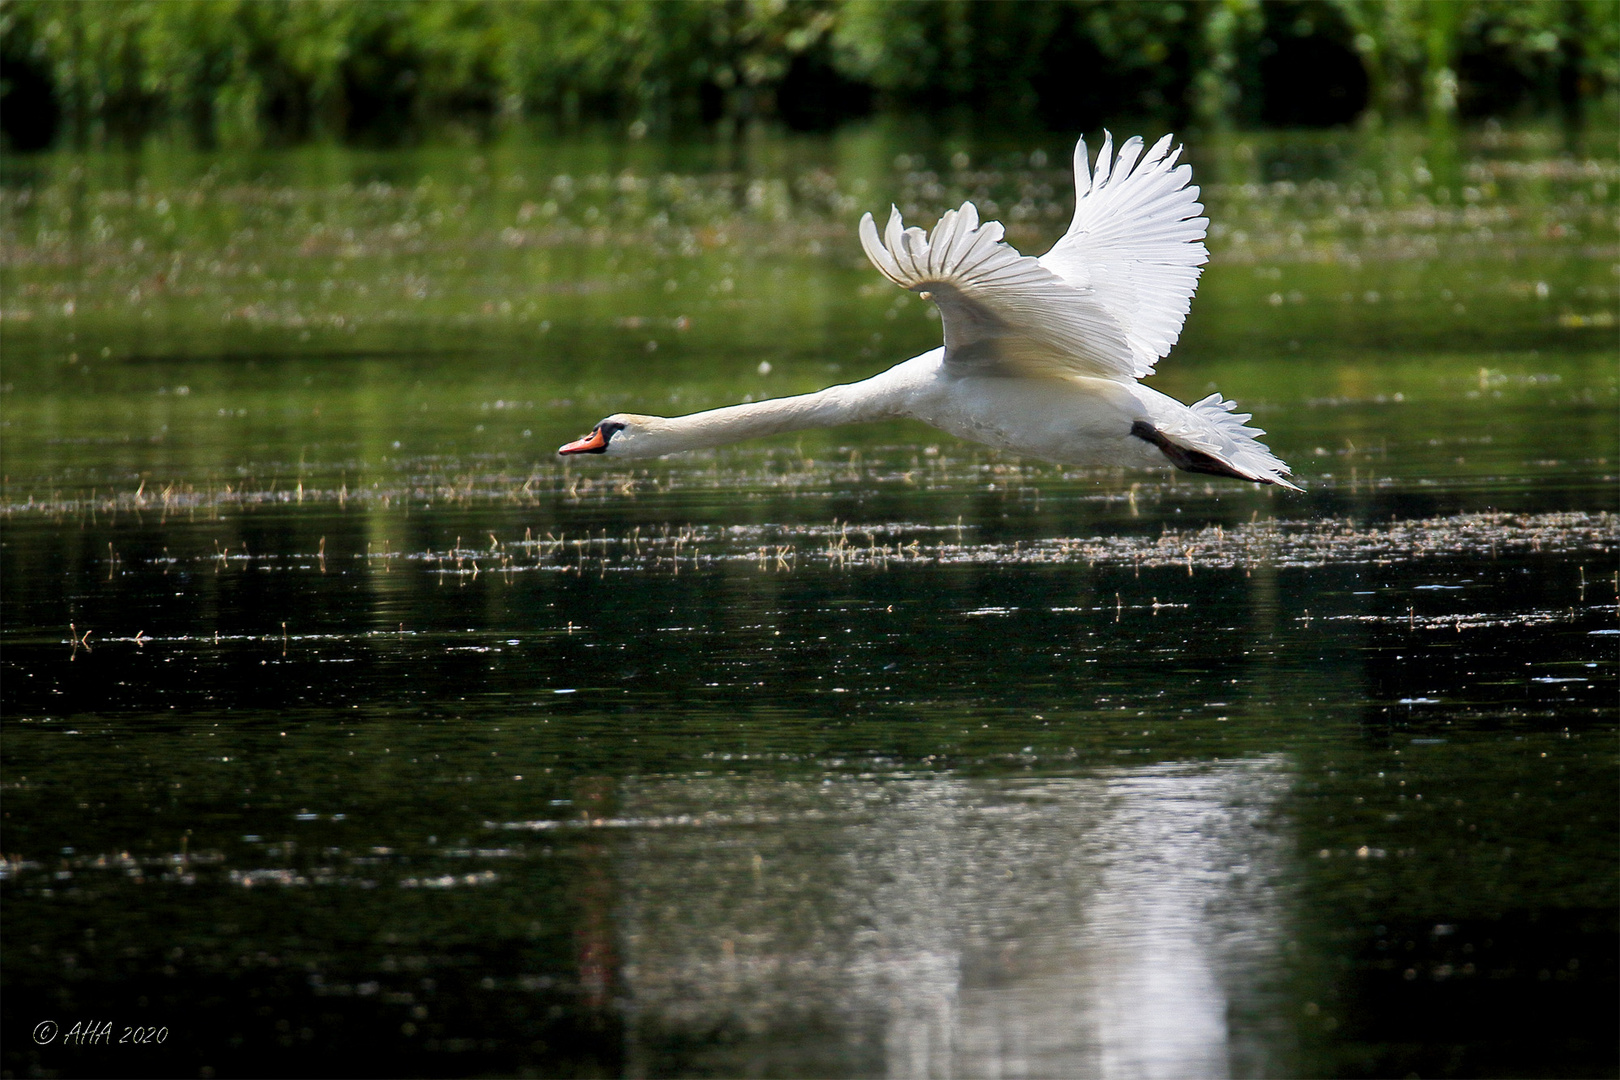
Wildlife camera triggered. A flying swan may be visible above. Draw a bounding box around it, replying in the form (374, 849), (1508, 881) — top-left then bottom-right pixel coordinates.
(559, 132), (1299, 491)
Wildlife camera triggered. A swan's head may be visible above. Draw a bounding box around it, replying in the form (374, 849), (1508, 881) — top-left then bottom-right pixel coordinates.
(557, 414), (661, 459)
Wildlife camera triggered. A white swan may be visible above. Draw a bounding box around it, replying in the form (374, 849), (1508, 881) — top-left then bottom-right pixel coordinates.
(559, 132), (1300, 491)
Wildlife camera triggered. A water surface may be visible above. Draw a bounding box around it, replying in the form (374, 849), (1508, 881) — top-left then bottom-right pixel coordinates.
(2, 122), (1616, 1078)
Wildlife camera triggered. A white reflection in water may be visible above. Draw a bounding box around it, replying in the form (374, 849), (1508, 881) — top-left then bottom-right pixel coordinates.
(614, 757), (1294, 1079)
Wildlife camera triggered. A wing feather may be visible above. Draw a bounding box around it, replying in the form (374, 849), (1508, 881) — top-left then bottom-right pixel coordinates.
(859, 203), (1136, 381)
(1040, 131), (1209, 378)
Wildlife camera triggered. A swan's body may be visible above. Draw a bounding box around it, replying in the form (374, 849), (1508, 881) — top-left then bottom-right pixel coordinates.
(561, 132), (1299, 491)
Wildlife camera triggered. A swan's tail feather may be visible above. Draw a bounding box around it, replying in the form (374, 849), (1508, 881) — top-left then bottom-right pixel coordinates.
(1189, 393), (1301, 490)
(1140, 393), (1300, 491)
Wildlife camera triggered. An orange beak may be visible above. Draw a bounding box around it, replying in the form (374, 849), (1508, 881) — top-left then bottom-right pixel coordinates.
(558, 427), (608, 455)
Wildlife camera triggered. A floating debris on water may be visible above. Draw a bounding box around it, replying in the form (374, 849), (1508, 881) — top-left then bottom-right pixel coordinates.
(45, 510), (1617, 582)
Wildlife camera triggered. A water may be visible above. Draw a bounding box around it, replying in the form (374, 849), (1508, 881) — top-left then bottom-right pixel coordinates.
(2, 123), (1616, 1078)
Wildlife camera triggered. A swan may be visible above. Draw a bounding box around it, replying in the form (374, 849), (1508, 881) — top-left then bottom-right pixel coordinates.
(559, 132), (1299, 491)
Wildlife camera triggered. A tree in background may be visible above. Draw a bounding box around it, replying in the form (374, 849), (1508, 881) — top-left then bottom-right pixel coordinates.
(2, 0), (1614, 151)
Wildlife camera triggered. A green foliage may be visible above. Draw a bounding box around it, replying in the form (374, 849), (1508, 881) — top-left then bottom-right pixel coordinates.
(1, 0), (1614, 150)
(832, 0), (1203, 122)
(1329, 0), (1619, 116)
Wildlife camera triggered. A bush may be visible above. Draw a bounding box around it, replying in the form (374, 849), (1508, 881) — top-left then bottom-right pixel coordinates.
(2, 0), (1614, 151)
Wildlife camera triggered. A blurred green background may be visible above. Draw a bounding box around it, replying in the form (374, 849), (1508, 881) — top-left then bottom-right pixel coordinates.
(3, 0), (1617, 153)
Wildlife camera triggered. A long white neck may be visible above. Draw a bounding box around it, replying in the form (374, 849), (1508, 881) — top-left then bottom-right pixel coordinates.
(614, 361), (923, 458)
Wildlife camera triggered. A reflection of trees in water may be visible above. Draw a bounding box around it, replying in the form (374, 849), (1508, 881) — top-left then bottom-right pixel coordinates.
(612, 758), (1296, 1079)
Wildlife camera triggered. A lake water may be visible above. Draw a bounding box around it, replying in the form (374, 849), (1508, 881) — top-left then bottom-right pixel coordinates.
(2, 121), (1616, 1078)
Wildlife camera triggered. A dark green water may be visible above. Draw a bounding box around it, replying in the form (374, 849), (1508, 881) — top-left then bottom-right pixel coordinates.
(2, 123), (1616, 1078)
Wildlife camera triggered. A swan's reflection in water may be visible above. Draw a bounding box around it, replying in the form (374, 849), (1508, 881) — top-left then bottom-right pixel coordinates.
(614, 757), (1295, 1079)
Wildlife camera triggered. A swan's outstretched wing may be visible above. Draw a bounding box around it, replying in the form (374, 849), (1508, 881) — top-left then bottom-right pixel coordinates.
(1039, 132), (1209, 378)
(858, 202), (1137, 381)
